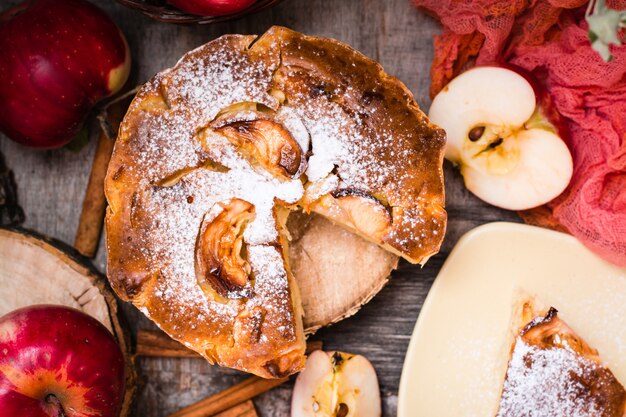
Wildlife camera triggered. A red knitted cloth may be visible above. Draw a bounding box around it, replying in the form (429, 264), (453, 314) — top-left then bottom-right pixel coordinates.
(415, 0), (626, 266)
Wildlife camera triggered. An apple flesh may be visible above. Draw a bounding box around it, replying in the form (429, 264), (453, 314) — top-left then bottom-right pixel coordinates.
(0, 305), (125, 417)
(0, 0), (131, 149)
(428, 66), (573, 211)
(168, 0), (257, 16)
(292, 350), (381, 417)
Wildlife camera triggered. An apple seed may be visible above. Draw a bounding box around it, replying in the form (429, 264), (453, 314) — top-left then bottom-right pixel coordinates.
(336, 403), (349, 417)
(488, 137), (504, 149)
(468, 126), (485, 142)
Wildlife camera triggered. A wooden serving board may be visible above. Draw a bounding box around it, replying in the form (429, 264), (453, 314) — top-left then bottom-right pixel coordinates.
(0, 228), (136, 417)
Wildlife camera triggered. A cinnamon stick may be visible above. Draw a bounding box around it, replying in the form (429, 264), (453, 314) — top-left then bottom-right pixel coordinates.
(135, 329), (200, 358)
(74, 101), (127, 257)
(214, 401), (257, 417)
(136, 329), (323, 358)
(167, 376), (287, 417)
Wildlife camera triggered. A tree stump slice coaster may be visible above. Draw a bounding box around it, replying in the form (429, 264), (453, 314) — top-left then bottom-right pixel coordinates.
(288, 211), (399, 333)
(0, 227), (136, 417)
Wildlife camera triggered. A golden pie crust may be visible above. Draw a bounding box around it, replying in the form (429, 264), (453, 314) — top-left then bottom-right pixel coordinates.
(105, 26), (446, 378)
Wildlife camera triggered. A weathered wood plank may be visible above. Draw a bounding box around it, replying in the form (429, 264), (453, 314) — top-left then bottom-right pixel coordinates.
(0, 0), (522, 416)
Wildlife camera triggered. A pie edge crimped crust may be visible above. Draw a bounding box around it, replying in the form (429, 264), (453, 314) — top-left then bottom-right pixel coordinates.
(105, 27), (446, 378)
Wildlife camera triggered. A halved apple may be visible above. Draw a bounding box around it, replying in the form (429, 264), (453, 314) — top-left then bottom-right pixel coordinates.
(428, 66), (573, 210)
(291, 350), (381, 417)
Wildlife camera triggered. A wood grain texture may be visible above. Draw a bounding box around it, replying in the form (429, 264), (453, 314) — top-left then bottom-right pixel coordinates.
(74, 100), (128, 258)
(168, 376), (288, 417)
(74, 134), (115, 257)
(288, 212), (399, 332)
(0, 0), (521, 415)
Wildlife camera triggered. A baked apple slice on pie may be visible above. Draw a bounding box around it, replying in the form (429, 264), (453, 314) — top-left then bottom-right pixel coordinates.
(105, 27), (446, 378)
(497, 303), (626, 417)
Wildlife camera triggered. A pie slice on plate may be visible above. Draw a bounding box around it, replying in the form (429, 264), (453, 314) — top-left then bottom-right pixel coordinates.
(398, 223), (626, 417)
(497, 302), (626, 417)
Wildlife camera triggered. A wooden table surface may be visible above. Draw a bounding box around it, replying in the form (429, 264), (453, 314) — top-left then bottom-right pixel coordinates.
(0, 0), (521, 415)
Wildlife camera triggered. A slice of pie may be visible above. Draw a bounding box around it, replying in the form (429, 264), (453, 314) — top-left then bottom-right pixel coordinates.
(497, 304), (626, 417)
(105, 26), (446, 378)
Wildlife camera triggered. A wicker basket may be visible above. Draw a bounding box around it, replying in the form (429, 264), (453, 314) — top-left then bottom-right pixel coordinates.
(115, 0), (284, 24)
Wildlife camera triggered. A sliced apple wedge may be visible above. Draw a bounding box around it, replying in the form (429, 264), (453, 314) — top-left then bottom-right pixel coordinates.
(292, 351), (336, 416)
(428, 66), (573, 210)
(196, 198), (255, 296)
(214, 118), (303, 180)
(292, 351), (381, 417)
(335, 354), (382, 417)
(311, 190), (392, 243)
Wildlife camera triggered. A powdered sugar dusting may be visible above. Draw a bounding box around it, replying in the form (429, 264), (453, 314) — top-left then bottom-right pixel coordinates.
(247, 245), (295, 337)
(497, 339), (604, 417)
(141, 176), (235, 328)
(133, 111), (204, 183)
(275, 106), (311, 158)
(164, 36), (278, 127)
(118, 37), (304, 338)
(287, 89), (410, 192)
(136, 129), (304, 330)
(284, 84), (443, 251)
(199, 130), (303, 244)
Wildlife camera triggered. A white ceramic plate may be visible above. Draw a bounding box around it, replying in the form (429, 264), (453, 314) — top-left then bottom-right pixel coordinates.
(398, 222), (626, 417)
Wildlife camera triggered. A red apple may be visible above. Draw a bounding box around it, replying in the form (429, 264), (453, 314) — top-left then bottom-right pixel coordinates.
(0, 305), (125, 417)
(0, 0), (131, 149)
(168, 0), (257, 16)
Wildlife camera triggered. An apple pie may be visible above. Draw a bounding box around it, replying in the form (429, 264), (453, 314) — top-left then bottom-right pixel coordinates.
(105, 26), (446, 378)
(497, 303), (626, 417)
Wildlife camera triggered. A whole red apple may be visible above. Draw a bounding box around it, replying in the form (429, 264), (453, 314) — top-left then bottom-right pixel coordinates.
(0, 305), (125, 417)
(0, 0), (131, 149)
(168, 0), (257, 16)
